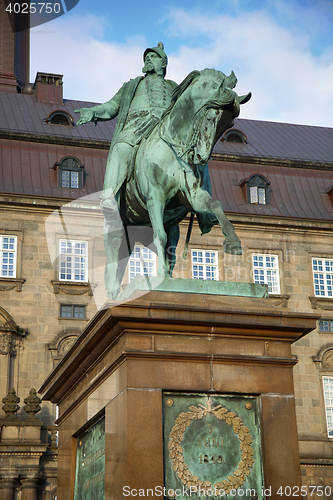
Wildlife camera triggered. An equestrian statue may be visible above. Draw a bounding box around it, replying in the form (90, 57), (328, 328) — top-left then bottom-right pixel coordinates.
(75, 42), (251, 299)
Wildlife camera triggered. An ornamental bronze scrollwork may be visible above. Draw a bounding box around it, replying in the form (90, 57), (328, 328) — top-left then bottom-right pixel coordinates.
(168, 400), (254, 494)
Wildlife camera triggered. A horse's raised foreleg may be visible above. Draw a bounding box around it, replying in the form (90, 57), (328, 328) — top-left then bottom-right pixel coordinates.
(103, 220), (131, 299)
(190, 190), (242, 255)
(146, 198), (170, 276)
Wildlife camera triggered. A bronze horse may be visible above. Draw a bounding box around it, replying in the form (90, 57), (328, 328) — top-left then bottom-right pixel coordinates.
(102, 69), (251, 299)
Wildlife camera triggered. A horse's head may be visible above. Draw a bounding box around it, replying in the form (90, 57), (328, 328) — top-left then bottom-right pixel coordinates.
(189, 69), (251, 164)
(166, 68), (251, 165)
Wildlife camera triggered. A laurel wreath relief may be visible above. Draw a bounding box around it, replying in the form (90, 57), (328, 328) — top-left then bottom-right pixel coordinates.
(168, 401), (254, 495)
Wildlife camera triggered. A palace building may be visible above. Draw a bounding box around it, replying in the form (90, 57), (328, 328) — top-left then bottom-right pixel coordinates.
(1, 6), (333, 498)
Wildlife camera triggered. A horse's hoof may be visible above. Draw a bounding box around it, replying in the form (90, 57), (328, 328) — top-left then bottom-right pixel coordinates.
(223, 239), (242, 255)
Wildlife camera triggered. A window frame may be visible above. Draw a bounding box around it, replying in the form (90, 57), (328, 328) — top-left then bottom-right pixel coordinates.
(0, 235), (17, 278)
(59, 239), (88, 282)
(47, 110), (74, 126)
(312, 258), (333, 298)
(322, 376), (333, 438)
(128, 245), (157, 281)
(222, 129), (247, 144)
(239, 175), (270, 205)
(59, 304), (86, 319)
(55, 157), (85, 189)
(252, 253), (280, 294)
(318, 319), (333, 332)
(191, 249), (219, 281)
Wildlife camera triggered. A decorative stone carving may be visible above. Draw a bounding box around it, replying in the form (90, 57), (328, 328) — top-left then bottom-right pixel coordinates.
(50, 428), (58, 449)
(268, 294), (290, 308)
(51, 280), (96, 296)
(48, 331), (80, 363)
(0, 333), (16, 355)
(2, 388), (20, 419)
(0, 308), (26, 356)
(0, 278), (25, 292)
(312, 344), (333, 370)
(23, 389), (41, 420)
(322, 350), (333, 369)
(309, 296), (333, 310)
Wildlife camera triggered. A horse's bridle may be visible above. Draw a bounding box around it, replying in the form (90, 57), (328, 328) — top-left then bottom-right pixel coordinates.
(158, 103), (215, 165)
(158, 96), (234, 165)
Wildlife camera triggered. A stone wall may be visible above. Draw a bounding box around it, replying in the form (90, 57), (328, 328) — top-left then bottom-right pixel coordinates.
(1, 194), (333, 492)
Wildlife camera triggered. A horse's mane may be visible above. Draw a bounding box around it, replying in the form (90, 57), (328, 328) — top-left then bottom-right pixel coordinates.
(162, 70), (200, 119)
(162, 69), (226, 119)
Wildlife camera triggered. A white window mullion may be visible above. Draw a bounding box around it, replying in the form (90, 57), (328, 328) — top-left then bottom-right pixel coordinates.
(191, 250), (218, 281)
(0, 236), (17, 278)
(59, 239), (87, 282)
(312, 258), (333, 298)
(252, 253), (280, 294)
(323, 377), (333, 437)
(129, 246), (156, 281)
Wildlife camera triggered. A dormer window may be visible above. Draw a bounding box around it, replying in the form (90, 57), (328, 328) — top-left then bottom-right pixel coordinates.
(222, 129), (247, 144)
(46, 110), (73, 126)
(239, 174), (270, 205)
(327, 186), (333, 205)
(53, 157), (84, 189)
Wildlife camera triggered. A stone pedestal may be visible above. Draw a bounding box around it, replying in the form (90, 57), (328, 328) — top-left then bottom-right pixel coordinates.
(40, 290), (317, 500)
(0, 388), (56, 499)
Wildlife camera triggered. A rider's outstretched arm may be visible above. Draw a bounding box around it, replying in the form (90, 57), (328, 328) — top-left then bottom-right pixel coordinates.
(75, 86), (123, 125)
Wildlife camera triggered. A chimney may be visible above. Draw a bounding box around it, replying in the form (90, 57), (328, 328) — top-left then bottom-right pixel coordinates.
(33, 72), (63, 104)
(0, 4), (30, 92)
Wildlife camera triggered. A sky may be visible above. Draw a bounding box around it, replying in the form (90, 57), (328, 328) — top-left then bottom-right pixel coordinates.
(30, 0), (333, 127)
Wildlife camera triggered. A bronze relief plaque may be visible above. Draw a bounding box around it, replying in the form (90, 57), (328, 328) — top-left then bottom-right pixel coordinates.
(74, 415), (105, 500)
(163, 393), (264, 499)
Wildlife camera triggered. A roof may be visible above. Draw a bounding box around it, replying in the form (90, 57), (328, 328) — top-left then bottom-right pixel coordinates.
(1, 93), (333, 165)
(0, 91), (333, 221)
(209, 160), (333, 220)
(215, 118), (333, 165)
(0, 92), (115, 142)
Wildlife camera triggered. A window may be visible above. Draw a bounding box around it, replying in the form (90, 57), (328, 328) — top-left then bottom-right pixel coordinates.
(129, 246), (156, 281)
(222, 129), (247, 144)
(46, 110), (73, 126)
(239, 175), (270, 205)
(323, 377), (333, 437)
(319, 320), (333, 332)
(59, 240), (88, 282)
(252, 254), (280, 294)
(312, 258), (333, 297)
(0, 236), (17, 278)
(191, 250), (218, 280)
(60, 304), (86, 319)
(54, 157), (84, 189)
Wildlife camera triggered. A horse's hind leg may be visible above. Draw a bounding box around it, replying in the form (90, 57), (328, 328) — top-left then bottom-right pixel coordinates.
(165, 224), (180, 276)
(190, 190), (242, 255)
(146, 198), (170, 277)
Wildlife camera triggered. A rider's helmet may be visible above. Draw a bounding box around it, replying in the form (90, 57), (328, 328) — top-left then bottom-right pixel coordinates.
(144, 42), (168, 75)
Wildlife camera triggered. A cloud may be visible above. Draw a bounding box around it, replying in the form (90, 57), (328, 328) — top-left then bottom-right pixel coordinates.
(31, 15), (148, 102)
(30, 4), (333, 126)
(164, 7), (333, 126)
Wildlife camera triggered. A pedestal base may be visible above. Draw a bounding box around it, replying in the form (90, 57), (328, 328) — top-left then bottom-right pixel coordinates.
(40, 290), (317, 499)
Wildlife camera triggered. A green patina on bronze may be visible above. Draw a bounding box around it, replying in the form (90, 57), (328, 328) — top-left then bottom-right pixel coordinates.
(74, 416), (105, 500)
(118, 276), (268, 300)
(75, 43), (251, 300)
(163, 393), (264, 499)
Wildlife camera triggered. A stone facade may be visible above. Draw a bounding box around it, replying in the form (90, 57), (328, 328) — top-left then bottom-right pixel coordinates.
(1, 10), (333, 495)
